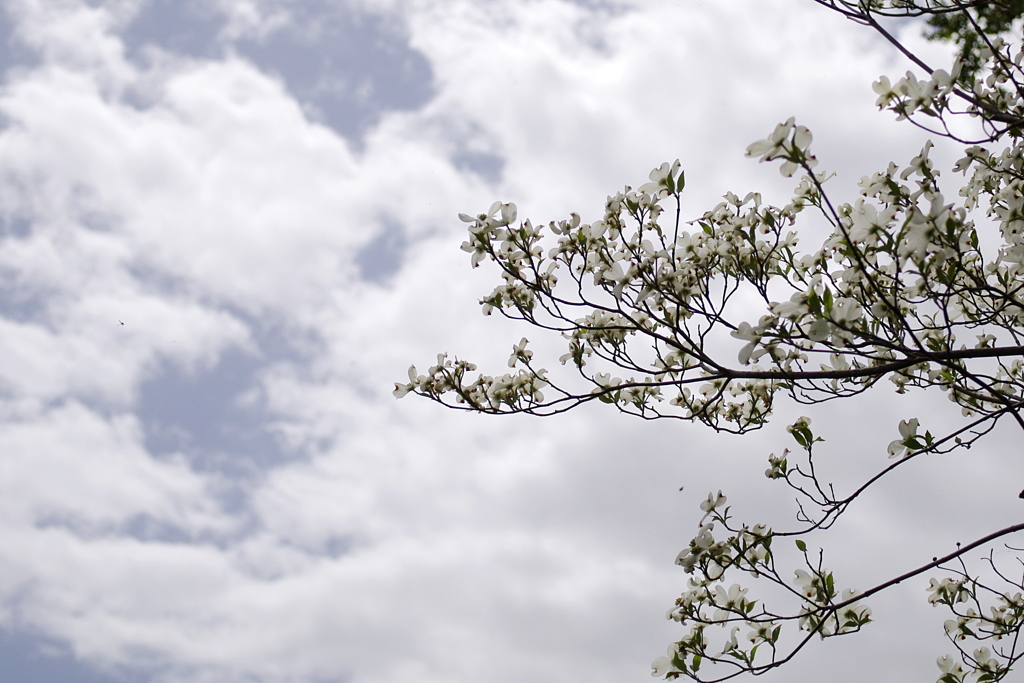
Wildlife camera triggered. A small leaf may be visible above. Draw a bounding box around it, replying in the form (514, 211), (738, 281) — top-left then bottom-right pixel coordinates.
(796, 539), (807, 552)
(807, 290), (820, 315)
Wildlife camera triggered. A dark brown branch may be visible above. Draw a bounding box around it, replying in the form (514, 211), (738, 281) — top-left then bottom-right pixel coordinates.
(714, 345), (1024, 382)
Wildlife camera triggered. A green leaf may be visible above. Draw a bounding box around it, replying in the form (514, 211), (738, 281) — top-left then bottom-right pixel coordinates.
(796, 539), (807, 552)
(790, 423), (815, 449)
(806, 290), (821, 315)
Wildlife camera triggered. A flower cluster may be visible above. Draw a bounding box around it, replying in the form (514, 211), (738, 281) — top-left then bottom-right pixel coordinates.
(653, 486), (878, 679)
(872, 66), (959, 120)
(404, 126), (1024, 677)
(673, 509), (771, 580)
(403, 4), (1024, 680)
(928, 572), (1024, 683)
(793, 569), (872, 637)
(654, 493), (781, 678)
(394, 353), (548, 410)
(413, 113), (1024, 432)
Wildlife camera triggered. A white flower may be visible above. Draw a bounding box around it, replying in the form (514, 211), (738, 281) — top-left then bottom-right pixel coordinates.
(720, 626), (741, 653)
(393, 365), (421, 398)
(806, 318), (833, 342)
(826, 353), (849, 371)
(927, 577), (968, 605)
(508, 337), (533, 367)
(891, 71), (938, 119)
(699, 490), (727, 522)
(932, 67), (956, 95)
(747, 620), (777, 645)
(639, 159), (682, 197)
(847, 199), (897, 244)
(593, 372), (622, 388)
(831, 297), (863, 324)
(837, 588), (871, 631)
(693, 523), (716, 550)
(782, 125), (815, 178)
(746, 117), (795, 162)
(747, 118), (816, 176)
(731, 320), (767, 365)
(676, 523), (717, 572)
(872, 75), (895, 107)
(712, 584), (748, 620)
(651, 645), (684, 678)
(497, 202), (518, 225)
(973, 647), (1000, 673)
(900, 141), (935, 180)
(770, 293), (809, 320)
(765, 449), (789, 478)
(887, 418), (920, 458)
(794, 569), (820, 599)
(936, 654), (966, 682)
(458, 200), (518, 227)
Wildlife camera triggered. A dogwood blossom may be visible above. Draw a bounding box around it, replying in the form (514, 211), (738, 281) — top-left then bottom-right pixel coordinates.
(746, 117), (817, 177)
(699, 491), (727, 523)
(651, 645), (685, 678)
(887, 418), (921, 458)
(937, 654), (967, 683)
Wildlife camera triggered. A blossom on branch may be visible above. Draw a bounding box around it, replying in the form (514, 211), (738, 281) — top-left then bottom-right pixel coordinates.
(402, 2), (1024, 681)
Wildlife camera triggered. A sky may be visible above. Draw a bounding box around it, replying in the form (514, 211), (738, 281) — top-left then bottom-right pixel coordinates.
(0, 1), (1020, 682)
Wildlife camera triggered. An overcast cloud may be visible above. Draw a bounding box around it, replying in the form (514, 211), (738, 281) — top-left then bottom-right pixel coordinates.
(0, 1), (1017, 682)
